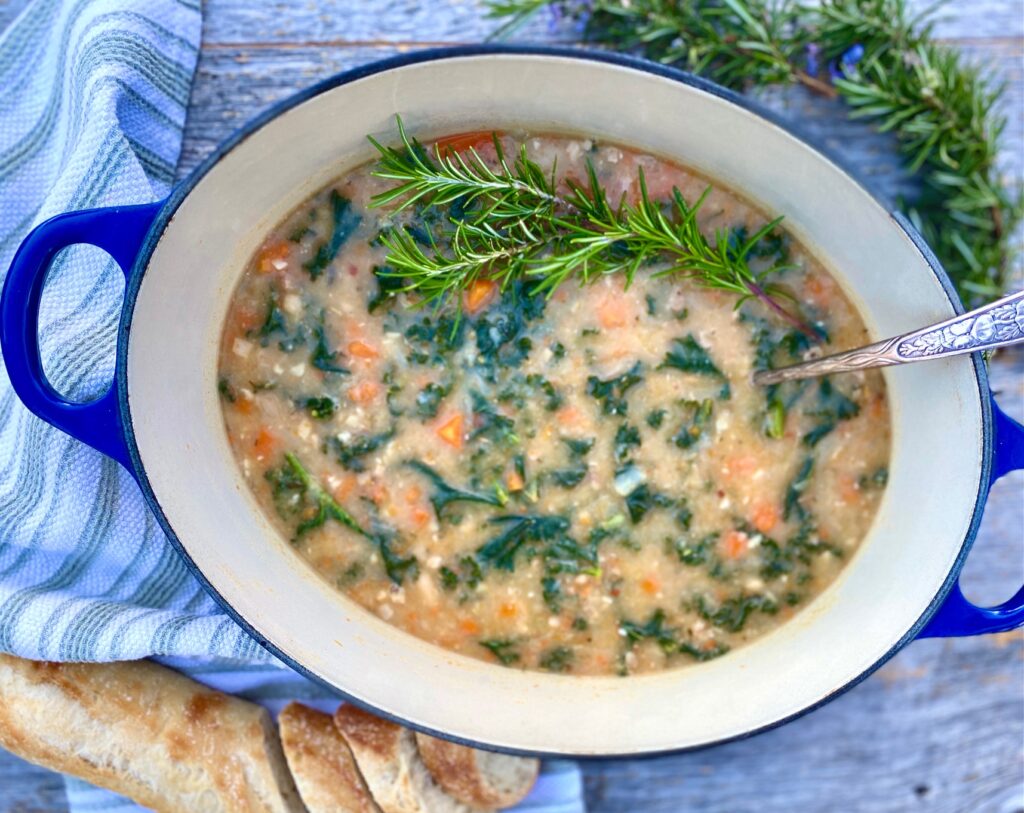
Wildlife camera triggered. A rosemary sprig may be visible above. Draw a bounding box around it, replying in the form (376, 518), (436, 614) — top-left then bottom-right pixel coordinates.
(485, 0), (1022, 306)
(368, 117), (820, 339)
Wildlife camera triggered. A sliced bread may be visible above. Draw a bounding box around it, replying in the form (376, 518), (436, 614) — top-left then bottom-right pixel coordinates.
(415, 732), (539, 809)
(279, 701), (381, 813)
(0, 654), (305, 813)
(333, 704), (492, 813)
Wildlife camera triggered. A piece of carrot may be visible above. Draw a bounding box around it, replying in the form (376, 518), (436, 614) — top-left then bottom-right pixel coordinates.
(839, 473), (861, 504)
(720, 530), (750, 560)
(596, 294), (632, 329)
(464, 278), (498, 314)
(640, 577), (660, 596)
(498, 602), (519, 619)
(234, 393), (254, 415)
(506, 469), (525, 492)
(404, 485), (423, 505)
(410, 507), (431, 528)
(257, 240), (290, 274)
(437, 414), (464, 448)
(556, 405), (582, 426)
(348, 340), (379, 359)
(459, 618), (481, 635)
(348, 380), (380, 404)
(252, 428), (276, 458)
(434, 131), (495, 158)
(333, 475), (357, 503)
(751, 502), (779, 534)
(722, 455), (759, 481)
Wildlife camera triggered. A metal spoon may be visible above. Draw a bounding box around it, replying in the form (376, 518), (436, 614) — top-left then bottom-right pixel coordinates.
(753, 289), (1024, 386)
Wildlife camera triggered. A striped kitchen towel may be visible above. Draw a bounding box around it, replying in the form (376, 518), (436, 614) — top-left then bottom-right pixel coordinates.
(0, 1), (585, 810)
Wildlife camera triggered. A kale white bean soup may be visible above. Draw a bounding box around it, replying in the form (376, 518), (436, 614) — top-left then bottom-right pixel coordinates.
(218, 124), (890, 676)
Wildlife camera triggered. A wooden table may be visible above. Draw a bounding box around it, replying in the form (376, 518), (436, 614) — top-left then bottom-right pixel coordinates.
(1, 1), (1022, 810)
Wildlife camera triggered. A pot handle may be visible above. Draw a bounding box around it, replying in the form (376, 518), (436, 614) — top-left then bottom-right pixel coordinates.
(0, 202), (162, 473)
(918, 396), (1024, 638)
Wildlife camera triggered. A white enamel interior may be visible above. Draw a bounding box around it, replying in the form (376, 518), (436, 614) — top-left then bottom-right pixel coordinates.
(127, 54), (985, 755)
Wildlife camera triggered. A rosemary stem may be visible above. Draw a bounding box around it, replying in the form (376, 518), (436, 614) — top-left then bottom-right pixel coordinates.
(743, 279), (823, 342)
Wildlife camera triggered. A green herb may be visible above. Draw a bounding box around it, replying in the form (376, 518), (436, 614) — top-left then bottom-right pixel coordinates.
(859, 466), (889, 489)
(368, 117), (818, 337)
(218, 377), (237, 403)
(415, 382), (450, 418)
(624, 483), (673, 524)
(538, 646), (574, 673)
(613, 423), (642, 464)
(368, 264), (404, 312)
(586, 362), (644, 416)
(406, 460), (504, 519)
(667, 533), (718, 566)
(303, 190), (361, 280)
(659, 335), (723, 378)
(549, 465), (588, 488)
(480, 638), (521, 665)
(326, 428), (395, 472)
(486, 0), (1022, 305)
(475, 513), (572, 571)
(620, 608), (679, 653)
(310, 310), (349, 374)
(337, 561), (364, 586)
(784, 456), (815, 522)
(303, 396), (337, 420)
(551, 341), (567, 360)
(572, 616), (590, 631)
(802, 378), (860, 447)
(439, 566), (460, 591)
(645, 408), (666, 429)
(256, 292), (288, 339)
(670, 399), (715, 449)
(563, 437), (595, 457)
(469, 391), (518, 444)
(695, 593), (779, 633)
(645, 293), (658, 315)
(526, 373), (564, 411)
(265, 453), (366, 539)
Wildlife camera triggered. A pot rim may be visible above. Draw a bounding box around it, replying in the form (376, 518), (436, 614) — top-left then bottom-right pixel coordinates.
(115, 45), (992, 758)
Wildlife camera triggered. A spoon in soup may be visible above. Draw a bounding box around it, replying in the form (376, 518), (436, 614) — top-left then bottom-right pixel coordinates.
(753, 289), (1024, 386)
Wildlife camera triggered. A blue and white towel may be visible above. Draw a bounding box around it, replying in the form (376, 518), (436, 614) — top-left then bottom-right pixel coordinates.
(0, 1), (584, 809)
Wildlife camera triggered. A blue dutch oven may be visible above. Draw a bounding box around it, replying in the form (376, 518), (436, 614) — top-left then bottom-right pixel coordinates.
(2, 47), (1022, 756)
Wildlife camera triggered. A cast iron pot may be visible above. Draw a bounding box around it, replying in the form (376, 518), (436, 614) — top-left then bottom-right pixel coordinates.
(3, 47), (1023, 757)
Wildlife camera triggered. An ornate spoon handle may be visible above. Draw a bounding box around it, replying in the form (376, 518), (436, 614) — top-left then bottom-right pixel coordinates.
(753, 289), (1024, 387)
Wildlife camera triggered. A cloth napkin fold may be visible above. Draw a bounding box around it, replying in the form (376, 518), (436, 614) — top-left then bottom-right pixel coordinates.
(0, 1), (585, 810)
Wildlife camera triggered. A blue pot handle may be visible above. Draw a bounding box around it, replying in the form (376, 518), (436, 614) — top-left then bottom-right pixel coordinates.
(918, 396), (1024, 638)
(0, 202), (162, 473)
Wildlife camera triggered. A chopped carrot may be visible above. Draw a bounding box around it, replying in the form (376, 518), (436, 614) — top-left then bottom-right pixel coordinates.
(751, 502), (779, 534)
(333, 475), (357, 503)
(498, 602), (519, 619)
(506, 469), (525, 492)
(234, 394), (254, 415)
(234, 303), (263, 333)
(870, 394), (886, 419)
(434, 130), (495, 157)
(556, 405), (582, 426)
(464, 278), (498, 314)
(437, 414), (464, 448)
(348, 380), (380, 404)
(410, 507), (431, 528)
(252, 428), (276, 458)
(459, 618), (481, 635)
(257, 240), (290, 274)
(640, 577), (660, 596)
(368, 481), (388, 505)
(720, 530), (750, 560)
(722, 454), (759, 481)
(596, 294), (631, 329)
(347, 340), (379, 359)
(404, 485), (423, 505)
(839, 473), (862, 504)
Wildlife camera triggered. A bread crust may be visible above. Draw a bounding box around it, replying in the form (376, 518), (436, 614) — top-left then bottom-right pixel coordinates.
(334, 705), (487, 813)
(415, 732), (539, 809)
(279, 701), (380, 813)
(0, 654), (304, 813)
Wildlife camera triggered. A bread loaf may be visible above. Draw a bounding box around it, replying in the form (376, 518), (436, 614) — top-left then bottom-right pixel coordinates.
(0, 654), (305, 813)
(415, 732), (538, 809)
(333, 704), (490, 813)
(279, 701), (380, 813)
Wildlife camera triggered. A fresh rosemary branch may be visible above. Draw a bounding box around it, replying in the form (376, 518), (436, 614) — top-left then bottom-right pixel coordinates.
(485, 0), (1023, 305)
(368, 117), (820, 339)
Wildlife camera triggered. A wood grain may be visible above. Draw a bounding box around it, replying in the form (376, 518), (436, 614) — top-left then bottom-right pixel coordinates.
(0, 0), (1022, 810)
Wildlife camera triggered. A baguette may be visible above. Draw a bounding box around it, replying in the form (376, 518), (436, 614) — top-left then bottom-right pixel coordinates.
(0, 654), (305, 813)
(333, 704), (490, 813)
(279, 701), (380, 813)
(415, 732), (538, 809)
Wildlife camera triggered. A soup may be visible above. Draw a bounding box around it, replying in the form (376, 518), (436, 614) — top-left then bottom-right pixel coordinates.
(218, 130), (890, 676)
